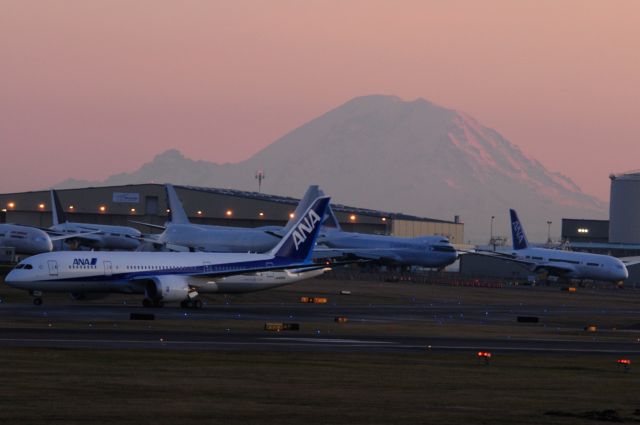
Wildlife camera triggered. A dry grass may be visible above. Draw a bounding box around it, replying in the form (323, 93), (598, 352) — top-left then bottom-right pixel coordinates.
(0, 348), (639, 425)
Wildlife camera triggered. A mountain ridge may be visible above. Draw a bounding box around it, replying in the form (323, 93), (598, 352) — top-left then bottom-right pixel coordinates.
(55, 95), (607, 242)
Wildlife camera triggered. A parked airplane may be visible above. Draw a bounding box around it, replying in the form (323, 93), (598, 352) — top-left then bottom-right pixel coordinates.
(316, 202), (458, 269)
(0, 223), (99, 255)
(481, 209), (628, 283)
(6, 197), (331, 308)
(0, 224), (53, 255)
(135, 184), (321, 253)
(49, 190), (142, 250)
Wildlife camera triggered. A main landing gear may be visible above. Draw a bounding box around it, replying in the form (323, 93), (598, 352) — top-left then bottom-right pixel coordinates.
(29, 290), (43, 306)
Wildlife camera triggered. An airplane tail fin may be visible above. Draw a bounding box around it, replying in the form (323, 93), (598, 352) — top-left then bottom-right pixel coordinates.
(321, 195), (342, 231)
(50, 189), (67, 225)
(509, 209), (529, 250)
(281, 185), (321, 234)
(269, 197), (330, 263)
(164, 184), (190, 224)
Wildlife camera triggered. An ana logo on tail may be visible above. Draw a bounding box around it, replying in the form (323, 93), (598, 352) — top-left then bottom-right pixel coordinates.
(293, 209), (321, 250)
(512, 220), (526, 246)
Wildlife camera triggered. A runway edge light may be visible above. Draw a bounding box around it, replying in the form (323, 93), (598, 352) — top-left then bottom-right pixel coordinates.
(617, 359), (631, 372)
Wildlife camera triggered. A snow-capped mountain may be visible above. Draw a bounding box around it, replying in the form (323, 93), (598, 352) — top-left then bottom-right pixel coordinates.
(55, 95), (607, 242)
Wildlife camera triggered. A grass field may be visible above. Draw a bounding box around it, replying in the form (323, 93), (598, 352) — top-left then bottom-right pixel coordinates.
(0, 348), (639, 425)
(1, 277), (640, 423)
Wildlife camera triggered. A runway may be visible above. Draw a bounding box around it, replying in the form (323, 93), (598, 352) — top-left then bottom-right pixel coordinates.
(1, 294), (640, 354)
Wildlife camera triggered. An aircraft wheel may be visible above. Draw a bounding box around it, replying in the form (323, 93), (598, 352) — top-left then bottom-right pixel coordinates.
(33, 298), (43, 306)
(180, 300), (191, 309)
(142, 298), (153, 308)
(193, 299), (203, 309)
(153, 300), (164, 308)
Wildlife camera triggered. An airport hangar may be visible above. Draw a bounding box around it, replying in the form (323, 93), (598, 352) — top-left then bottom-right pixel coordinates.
(0, 184), (464, 243)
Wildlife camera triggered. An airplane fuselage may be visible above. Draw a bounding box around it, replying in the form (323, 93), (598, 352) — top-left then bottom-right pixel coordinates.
(0, 224), (52, 255)
(158, 224), (280, 253)
(51, 222), (141, 250)
(318, 231), (458, 268)
(512, 247), (628, 282)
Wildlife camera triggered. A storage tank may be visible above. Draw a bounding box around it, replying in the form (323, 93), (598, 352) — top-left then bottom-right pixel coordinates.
(609, 171), (640, 244)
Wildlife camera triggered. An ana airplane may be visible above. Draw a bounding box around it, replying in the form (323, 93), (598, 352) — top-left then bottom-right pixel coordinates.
(49, 189), (142, 250)
(6, 197), (331, 308)
(483, 209), (628, 283)
(316, 202), (458, 269)
(135, 184), (321, 253)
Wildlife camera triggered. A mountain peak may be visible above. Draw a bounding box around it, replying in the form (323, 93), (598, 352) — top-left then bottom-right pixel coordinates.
(53, 94), (606, 241)
(153, 149), (187, 162)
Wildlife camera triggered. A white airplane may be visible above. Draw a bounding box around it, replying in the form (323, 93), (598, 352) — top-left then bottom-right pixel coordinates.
(134, 184), (321, 253)
(0, 224), (53, 255)
(316, 202), (458, 269)
(5, 197), (331, 308)
(481, 209), (628, 283)
(0, 223), (99, 255)
(49, 189), (142, 250)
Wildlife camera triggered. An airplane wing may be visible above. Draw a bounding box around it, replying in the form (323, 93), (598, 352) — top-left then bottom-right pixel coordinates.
(529, 262), (577, 276)
(471, 251), (578, 276)
(128, 220), (167, 230)
(48, 231), (101, 242)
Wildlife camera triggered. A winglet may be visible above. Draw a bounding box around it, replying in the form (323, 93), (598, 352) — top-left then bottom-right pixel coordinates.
(269, 197), (330, 262)
(50, 189), (67, 225)
(510, 209), (529, 250)
(165, 184), (190, 225)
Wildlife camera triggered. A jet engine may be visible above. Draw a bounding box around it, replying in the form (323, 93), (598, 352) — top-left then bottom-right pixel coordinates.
(144, 275), (190, 303)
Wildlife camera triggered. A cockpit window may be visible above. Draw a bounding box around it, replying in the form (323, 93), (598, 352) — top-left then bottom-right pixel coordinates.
(24, 264), (33, 270)
(15, 264), (24, 269)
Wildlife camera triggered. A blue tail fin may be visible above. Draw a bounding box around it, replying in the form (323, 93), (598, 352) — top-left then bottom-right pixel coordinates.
(50, 189), (67, 225)
(270, 197), (330, 262)
(281, 185), (321, 234)
(510, 209), (529, 250)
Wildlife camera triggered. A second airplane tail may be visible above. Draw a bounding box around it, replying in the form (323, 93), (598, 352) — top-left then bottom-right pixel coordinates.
(509, 209), (529, 250)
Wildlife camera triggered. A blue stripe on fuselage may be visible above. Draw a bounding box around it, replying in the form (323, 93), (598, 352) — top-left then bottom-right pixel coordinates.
(38, 257), (302, 283)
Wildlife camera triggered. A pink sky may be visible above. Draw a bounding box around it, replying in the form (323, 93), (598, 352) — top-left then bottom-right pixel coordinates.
(1, 0), (639, 201)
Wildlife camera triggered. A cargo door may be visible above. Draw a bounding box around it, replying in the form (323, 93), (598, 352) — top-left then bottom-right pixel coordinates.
(104, 261), (113, 276)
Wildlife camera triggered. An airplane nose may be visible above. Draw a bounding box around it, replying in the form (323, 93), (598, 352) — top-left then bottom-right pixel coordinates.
(4, 270), (17, 285)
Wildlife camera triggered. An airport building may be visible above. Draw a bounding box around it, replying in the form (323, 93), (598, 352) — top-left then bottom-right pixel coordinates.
(0, 184), (464, 242)
(558, 171), (640, 257)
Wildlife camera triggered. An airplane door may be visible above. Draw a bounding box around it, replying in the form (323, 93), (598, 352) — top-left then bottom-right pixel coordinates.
(47, 260), (59, 277)
(104, 261), (113, 276)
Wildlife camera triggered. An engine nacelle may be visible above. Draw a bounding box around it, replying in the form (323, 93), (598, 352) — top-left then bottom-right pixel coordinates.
(145, 275), (190, 302)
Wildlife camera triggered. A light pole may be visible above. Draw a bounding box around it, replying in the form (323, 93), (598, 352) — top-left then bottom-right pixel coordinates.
(255, 170), (265, 193)
(490, 216), (495, 250)
(546, 220), (552, 245)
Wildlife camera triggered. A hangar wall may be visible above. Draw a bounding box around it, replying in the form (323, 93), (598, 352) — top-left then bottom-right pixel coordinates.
(0, 184), (463, 240)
